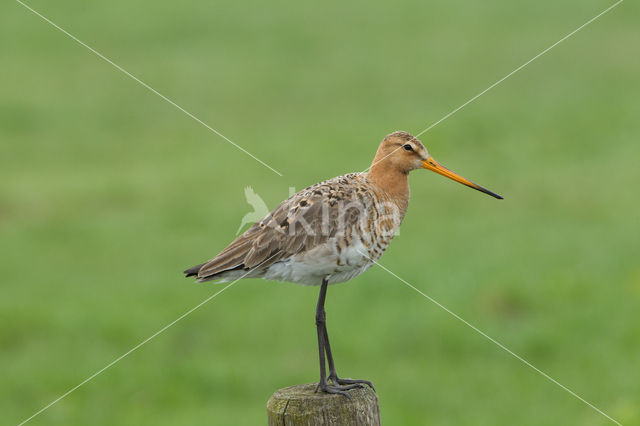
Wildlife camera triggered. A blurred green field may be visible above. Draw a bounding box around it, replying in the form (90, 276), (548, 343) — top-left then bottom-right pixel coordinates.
(2, 0), (639, 424)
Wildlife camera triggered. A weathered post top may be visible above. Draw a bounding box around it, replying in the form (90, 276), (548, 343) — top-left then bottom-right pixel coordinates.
(267, 383), (381, 426)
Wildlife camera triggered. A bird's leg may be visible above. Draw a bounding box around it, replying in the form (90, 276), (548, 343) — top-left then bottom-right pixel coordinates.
(314, 277), (369, 397)
(324, 322), (375, 391)
(315, 282), (329, 392)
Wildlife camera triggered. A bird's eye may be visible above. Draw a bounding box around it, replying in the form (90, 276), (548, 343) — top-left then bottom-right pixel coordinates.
(403, 144), (413, 151)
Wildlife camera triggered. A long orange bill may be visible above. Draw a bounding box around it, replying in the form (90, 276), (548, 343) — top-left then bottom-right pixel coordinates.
(421, 156), (503, 200)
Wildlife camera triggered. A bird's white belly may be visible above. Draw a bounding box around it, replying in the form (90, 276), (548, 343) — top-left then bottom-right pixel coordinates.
(263, 237), (373, 286)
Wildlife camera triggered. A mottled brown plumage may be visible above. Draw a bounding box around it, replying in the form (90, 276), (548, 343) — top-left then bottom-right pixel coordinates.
(184, 130), (502, 396)
(186, 131), (430, 286)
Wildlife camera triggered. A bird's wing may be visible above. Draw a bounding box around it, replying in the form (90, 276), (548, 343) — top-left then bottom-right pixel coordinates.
(195, 173), (371, 280)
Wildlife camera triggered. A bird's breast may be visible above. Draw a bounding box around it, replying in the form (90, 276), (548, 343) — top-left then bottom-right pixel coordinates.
(261, 175), (406, 286)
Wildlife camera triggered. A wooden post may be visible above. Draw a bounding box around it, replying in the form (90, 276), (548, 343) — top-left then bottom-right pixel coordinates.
(266, 383), (381, 426)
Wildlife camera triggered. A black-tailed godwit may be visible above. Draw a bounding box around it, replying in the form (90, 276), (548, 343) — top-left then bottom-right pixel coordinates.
(184, 131), (502, 396)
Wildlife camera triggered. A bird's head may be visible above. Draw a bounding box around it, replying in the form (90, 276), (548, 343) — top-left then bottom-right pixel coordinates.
(370, 131), (503, 199)
(375, 131), (430, 173)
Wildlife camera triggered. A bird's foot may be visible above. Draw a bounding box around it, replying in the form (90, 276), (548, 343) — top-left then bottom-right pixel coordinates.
(314, 380), (362, 398)
(329, 374), (375, 391)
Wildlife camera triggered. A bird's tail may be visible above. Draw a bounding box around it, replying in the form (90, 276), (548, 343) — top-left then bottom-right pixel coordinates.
(183, 263), (205, 277)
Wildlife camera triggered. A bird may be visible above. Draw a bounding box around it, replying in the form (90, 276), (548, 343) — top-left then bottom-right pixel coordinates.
(236, 186), (270, 235)
(184, 131), (502, 396)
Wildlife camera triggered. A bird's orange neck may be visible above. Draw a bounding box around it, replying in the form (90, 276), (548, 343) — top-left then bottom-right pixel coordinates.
(366, 154), (410, 213)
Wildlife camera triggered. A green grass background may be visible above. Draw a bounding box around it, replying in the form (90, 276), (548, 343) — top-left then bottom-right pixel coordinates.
(2, 0), (639, 424)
